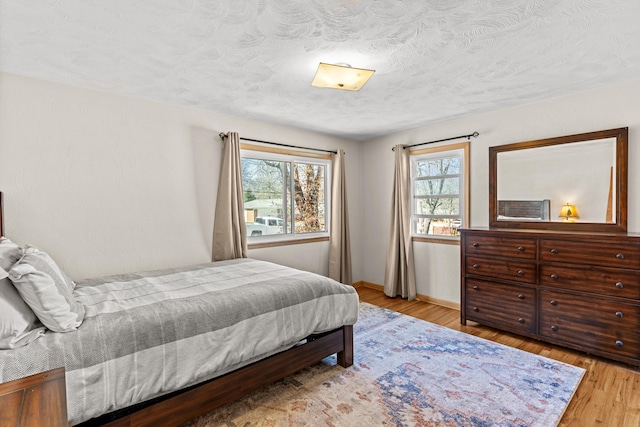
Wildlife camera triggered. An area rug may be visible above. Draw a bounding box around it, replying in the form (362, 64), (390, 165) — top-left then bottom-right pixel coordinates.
(183, 302), (585, 427)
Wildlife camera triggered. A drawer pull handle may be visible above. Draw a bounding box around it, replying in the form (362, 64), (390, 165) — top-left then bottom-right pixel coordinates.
(473, 307), (479, 312)
(550, 274), (558, 280)
(472, 242), (479, 248)
(551, 325), (558, 332)
(550, 248), (558, 254)
(550, 300), (557, 306)
(518, 294), (525, 300)
(517, 270), (525, 276)
(616, 340), (624, 347)
(472, 264), (479, 269)
(518, 318), (525, 323)
(472, 285), (479, 290)
(615, 311), (624, 318)
(616, 253), (625, 260)
(616, 282), (624, 289)
(517, 246), (525, 252)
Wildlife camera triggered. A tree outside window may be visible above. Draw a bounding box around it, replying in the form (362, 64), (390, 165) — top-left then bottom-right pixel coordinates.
(241, 151), (329, 238)
(411, 144), (467, 238)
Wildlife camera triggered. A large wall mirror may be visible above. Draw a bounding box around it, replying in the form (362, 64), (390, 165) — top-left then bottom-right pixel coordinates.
(489, 127), (628, 232)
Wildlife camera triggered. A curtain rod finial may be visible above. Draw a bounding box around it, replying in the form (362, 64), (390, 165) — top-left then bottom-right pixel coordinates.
(472, 131), (479, 138)
(219, 132), (226, 139)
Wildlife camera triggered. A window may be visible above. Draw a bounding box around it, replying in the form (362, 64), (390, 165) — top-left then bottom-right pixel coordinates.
(241, 147), (331, 242)
(411, 142), (469, 239)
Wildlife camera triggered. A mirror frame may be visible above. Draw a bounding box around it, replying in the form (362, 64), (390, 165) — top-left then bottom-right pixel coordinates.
(489, 127), (628, 233)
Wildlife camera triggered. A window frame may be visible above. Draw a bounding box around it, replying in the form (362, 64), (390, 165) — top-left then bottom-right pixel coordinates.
(240, 144), (332, 247)
(410, 141), (470, 244)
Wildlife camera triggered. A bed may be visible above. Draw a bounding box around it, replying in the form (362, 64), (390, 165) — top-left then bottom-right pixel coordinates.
(0, 192), (359, 426)
(497, 199), (551, 221)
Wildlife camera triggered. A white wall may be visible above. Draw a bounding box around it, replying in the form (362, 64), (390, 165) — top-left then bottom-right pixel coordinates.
(361, 78), (640, 303)
(0, 73), (363, 280)
(3, 72), (639, 305)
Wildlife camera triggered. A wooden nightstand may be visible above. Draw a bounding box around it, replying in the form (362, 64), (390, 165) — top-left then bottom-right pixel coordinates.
(0, 367), (68, 426)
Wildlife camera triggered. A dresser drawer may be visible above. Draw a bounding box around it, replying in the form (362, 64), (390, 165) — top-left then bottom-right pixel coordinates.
(540, 240), (640, 269)
(539, 290), (640, 359)
(464, 234), (536, 259)
(466, 256), (536, 284)
(466, 279), (536, 333)
(540, 264), (640, 299)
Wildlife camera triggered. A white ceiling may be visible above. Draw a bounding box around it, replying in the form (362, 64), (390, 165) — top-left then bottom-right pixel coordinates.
(2, 1), (640, 141)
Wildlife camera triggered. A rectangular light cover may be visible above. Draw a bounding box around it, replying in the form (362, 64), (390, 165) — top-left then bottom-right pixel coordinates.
(311, 63), (375, 91)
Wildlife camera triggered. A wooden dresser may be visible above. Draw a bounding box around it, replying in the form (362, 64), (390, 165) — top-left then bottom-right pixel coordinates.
(0, 367), (68, 426)
(461, 228), (640, 366)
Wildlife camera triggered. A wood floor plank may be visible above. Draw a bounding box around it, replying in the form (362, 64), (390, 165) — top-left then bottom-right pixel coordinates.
(356, 286), (640, 427)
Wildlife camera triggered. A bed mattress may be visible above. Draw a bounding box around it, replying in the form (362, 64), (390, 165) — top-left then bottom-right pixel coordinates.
(0, 258), (359, 425)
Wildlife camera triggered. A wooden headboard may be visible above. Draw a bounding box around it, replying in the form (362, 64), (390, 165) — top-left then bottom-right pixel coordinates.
(0, 191), (3, 236)
(498, 199), (550, 221)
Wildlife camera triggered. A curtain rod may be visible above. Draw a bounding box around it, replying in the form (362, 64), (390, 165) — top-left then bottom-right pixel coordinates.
(219, 133), (337, 154)
(391, 131), (479, 151)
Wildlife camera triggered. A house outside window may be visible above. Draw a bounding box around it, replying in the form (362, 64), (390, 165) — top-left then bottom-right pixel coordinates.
(240, 147), (331, 243)
(410, 142), (469, 241)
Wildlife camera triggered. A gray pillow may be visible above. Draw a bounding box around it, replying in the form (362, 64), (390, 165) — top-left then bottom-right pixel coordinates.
(0, 238), (46, 348)
(8, 245), (85, 332)
(0, 237), (22, 270)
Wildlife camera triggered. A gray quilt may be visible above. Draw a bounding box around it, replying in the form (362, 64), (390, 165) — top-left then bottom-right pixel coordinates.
(0, 258), (359, 425)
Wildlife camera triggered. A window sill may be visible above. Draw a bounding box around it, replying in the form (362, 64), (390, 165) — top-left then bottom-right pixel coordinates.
(412, 236), (460, 245)
(248, 236), (330, 249)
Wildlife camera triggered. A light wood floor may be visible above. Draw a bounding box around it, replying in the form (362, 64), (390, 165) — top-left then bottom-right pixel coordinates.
(356, 286), (640, 427)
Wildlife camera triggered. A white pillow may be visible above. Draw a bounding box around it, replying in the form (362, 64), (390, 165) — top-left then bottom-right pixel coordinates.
(0, 238), (46, 349)
(8, 245), (85, 332)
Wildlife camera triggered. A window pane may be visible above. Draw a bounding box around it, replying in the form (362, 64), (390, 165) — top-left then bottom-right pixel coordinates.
(414, 157), (461, 178)
(241, 152), (330, 238)
(411, 146), (466, 239)
(241, 158), (287, 236)
(293, 162), (326, 233)
(414, 217), (462, 236)
(415, 178), (459, 196)
(415, 197), (459, 215)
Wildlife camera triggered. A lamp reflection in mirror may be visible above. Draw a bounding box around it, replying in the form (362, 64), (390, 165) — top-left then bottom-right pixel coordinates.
(559, 203), (579, 221)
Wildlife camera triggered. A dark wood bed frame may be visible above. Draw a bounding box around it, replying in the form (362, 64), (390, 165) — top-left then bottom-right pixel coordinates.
(93, 327), (353, 427)
(0, 192), (354, 427)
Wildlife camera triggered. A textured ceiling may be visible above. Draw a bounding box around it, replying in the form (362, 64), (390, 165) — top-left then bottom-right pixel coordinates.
(2, 1), (640, 141)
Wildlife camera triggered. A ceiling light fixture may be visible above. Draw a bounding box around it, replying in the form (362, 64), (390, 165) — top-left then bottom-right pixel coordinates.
(311, 62), (375, 91)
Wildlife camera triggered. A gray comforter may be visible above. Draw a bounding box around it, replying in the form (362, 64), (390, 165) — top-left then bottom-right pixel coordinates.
(0, 258), (359, 425)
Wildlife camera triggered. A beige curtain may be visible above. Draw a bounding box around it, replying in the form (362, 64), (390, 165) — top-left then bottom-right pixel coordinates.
(212, 132), (248, 261)
(384, 144), (416, 300)
(329, 149), (352, 285)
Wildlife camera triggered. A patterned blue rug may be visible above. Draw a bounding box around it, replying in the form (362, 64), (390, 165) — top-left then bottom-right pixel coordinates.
(186, 302), (585, 427)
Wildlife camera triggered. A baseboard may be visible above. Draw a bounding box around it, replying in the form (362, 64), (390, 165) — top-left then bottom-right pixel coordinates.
(353, 281), (384, 292)
(354, 281), (460, 311)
